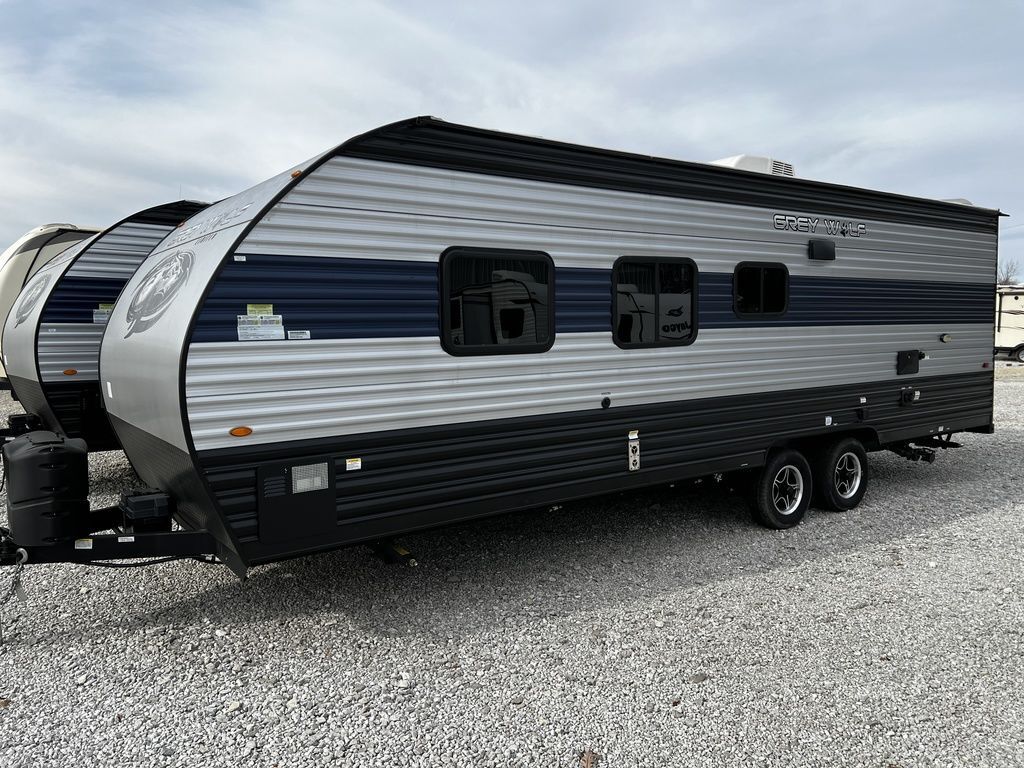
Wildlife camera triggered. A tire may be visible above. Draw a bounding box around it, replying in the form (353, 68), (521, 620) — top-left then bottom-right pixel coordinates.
(750, 449), (812, 529)
(1015, 347), (1024, 363)
(812, 437), (869, 511)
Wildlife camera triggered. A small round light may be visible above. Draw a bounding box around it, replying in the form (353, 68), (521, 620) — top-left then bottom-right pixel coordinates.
(229, 426), (253, 437)
(291, 170), (303, 178)
(939, 333), (953, 343)
(63, 369), (78, 376)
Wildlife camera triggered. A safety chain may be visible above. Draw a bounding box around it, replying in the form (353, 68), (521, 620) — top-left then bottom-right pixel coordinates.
(0, 528), (28, 645)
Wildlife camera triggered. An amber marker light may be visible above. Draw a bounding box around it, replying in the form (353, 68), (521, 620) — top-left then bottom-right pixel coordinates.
(63, 369), (78, 376)
(229, 426), (253, 437)
(291, 170), (303, 178)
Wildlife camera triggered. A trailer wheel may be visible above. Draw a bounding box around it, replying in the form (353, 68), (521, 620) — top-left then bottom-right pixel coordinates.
(750, 449), (812, 529)
(1015, 346), (1024, 363)
(812, 437), (869, 511)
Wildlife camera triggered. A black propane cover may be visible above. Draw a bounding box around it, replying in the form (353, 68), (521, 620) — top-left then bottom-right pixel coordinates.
(2, 431), (89, 547)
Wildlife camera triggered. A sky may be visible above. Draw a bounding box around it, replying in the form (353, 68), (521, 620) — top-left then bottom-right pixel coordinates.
(1, 0), (1022, 269)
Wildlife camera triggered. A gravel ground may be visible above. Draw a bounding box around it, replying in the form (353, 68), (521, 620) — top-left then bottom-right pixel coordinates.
(0, 381), (1022, 768)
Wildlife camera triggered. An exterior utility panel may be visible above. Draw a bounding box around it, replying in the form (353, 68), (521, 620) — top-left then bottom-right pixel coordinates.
(98, 118), (999, 577)
(3, 202), (208, 449)
(0, 224), (100, 380)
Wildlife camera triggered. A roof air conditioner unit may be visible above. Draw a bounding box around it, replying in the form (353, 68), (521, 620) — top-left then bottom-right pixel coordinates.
(710, 154), (795, 177)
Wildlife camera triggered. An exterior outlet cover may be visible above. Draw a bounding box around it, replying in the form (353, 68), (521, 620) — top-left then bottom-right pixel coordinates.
(896, 350), (921, 375)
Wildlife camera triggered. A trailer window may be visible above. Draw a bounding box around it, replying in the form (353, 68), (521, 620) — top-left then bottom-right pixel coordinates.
(440, 247), (554, 355)
(733, 263), (788, 316)
(613, 257), (697, 348)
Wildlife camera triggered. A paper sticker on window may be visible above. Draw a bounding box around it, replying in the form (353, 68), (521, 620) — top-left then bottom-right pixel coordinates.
(287, 330), (311, 340)
(247, 303), (273, 315)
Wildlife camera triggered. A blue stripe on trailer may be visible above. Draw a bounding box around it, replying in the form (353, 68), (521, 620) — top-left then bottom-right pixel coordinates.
(700, 273), (994, 327)
(40, 277), (131, 324)
(188, 254), (992, 343)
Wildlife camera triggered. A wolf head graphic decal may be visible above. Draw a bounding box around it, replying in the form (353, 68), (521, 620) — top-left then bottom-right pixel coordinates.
(124, 250), (194, 338)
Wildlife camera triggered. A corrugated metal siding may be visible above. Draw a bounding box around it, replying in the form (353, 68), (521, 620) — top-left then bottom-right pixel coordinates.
(286, 159), (999, 274)
(700, 273), (994, 327)
(186, 324), (991, 451)
(65, 222), (173, 279)
(38, 324), (104, 381)
(194, 258), (610, 343)
(184, 153), (997, 455)
(190, 255), (991, 342)
(247, 195), (994, 284)
(40, 277), (126, 324)
(37, 380), (118, 447)
(335, 119), (999, 234)
(41, 221), (179, 325)
(197, 371), (993, 545)
(193, 257), (439, 343)
(556, 267), (610, 333)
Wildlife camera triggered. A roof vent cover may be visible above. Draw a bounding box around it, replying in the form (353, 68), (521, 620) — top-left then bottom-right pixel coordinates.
(710, 155), (795, 177)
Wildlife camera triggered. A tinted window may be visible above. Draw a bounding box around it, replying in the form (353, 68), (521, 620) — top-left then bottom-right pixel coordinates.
(734, 263), (788, 316)
(614, 258), (696, 347)
(441, 248), (553, 355)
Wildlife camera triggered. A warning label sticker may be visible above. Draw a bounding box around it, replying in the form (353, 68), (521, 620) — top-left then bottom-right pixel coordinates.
(237, 314), (284, 341)
(246, 303), (273, 316)
(287, 330), (311, 340)
(92, 303), (114, 324)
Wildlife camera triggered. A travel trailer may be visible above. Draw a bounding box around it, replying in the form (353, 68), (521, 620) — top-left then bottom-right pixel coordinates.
(0, 117), (1000, 578)
(995, 284), (1024, 361)
(0, 224), (99, 385)
(2, 202), (208, 449)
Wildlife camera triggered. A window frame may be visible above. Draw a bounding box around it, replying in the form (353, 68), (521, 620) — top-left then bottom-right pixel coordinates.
(732, 261), (790, 319)
(611, 255), (700, 350)
(439, 246), (556, 357)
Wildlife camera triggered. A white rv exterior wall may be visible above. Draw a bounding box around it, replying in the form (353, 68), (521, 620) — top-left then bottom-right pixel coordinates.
(276, 158), (994, 282)
(176, 158), (994, 451)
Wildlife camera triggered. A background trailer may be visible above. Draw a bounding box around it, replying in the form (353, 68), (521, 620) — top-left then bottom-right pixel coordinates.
(2, 201), (208, 449)
(995, 284), (1024, 361)
(1, 117), (1000, 577)
(0, 223), (99, 386)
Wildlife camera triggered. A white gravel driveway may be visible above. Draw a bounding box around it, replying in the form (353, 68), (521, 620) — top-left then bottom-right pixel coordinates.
(0, 383), (1022, 767)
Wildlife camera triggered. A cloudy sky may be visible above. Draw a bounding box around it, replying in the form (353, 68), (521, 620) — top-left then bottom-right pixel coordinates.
(1, 0), (1022, 267)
